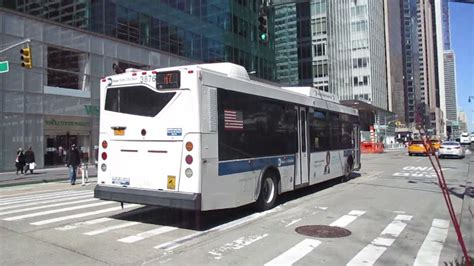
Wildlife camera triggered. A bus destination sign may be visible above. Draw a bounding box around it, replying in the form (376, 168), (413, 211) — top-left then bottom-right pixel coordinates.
(156, 71), (180, 89)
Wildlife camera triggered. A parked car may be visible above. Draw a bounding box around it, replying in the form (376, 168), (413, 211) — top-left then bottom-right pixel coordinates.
(408, 140), (428, 156)
(438, 141), (465, 159)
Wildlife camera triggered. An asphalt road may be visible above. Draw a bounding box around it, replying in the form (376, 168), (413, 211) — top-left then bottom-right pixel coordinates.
(0, 150), (471, 265)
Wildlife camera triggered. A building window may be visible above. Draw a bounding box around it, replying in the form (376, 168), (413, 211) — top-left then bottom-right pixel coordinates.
(351, 20), (367, 33)
(312, 17), (327, 35)
(47, 47), (89, 91)
(352, 57), (369, 68)
(312, 0), (327, 15)
(313, 42), (326, 57)
(313, 60), (328, 78)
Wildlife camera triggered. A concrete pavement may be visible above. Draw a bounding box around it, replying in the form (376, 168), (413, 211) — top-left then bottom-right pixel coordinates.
(0, 165), (97, 187)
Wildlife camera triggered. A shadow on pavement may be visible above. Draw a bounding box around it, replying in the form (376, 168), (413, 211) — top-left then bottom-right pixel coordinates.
(108, 173), (362, 231)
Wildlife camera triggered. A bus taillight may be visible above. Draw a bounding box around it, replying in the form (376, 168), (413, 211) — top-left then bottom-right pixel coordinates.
(102, 140), (108, 149)
(185, 155), (193, 164)
(185, 142), (193, 151)
(102, 152), (107, 160)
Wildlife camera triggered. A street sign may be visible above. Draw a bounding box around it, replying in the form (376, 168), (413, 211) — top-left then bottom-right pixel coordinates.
(0, 61), (9, 73)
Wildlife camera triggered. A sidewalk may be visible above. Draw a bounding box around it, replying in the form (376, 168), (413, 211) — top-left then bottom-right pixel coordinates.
(460, 153), (474, 257)
(0, 165), (97, 188)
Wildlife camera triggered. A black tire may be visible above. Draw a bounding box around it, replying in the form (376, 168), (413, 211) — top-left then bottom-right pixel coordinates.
(256, 173), (278, 211)
(409, 153), (412, 156)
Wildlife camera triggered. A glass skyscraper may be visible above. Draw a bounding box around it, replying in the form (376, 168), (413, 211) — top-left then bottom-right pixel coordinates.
(1, 0), (275, 80)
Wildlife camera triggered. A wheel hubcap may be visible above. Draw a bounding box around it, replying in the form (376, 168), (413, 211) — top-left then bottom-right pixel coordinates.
(263, 178), (275, 204)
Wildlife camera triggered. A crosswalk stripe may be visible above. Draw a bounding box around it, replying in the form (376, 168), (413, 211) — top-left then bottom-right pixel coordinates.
(414, 219), (450, 266)
(0, 194), (93, 212)
(84, 221), (140, 236)
(264, 239), (321, 266)
(0, 190), (88, 203)
(330, 210), (366, 228)
(117, 226), (177, 243)
(0, 198), (98, 216)
(347, 214), (412, 266)
(3, 201), (114, 221)
(31, 204), (139, 225)
(0, 191), (92, 206)
(56, 217), (113, 231)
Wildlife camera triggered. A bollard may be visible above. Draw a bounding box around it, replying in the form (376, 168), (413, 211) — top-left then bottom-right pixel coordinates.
(81, 163), (89, 186)
(81, 163), (85, 186)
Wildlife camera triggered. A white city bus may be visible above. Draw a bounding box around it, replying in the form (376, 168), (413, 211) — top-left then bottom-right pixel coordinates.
(94, 63), (360, 211)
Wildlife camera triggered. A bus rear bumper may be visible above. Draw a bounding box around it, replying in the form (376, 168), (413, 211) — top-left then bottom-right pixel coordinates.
(94, 185), (201, 211)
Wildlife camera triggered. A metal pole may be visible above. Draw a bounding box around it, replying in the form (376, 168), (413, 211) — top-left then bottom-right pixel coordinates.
(0, 39), (31, 54)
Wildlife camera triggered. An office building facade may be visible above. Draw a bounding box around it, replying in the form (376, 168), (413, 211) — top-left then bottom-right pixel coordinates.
(443, 50), (457, 121)
(384, 0), (406, 123)
(0, 1), (274, 172)
(350, 0), (388, 110)
(415, 0), (445, 137)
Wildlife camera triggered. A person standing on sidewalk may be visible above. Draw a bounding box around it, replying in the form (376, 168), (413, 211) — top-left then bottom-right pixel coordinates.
(66, 144), (81, 185)
(15, 148), (26, 175)
(24, 146), (36, 175)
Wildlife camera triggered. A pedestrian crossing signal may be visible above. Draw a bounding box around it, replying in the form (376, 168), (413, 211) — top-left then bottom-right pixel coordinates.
(20, 47), (32, 69)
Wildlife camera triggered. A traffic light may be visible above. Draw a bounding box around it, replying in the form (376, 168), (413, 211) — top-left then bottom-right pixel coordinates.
(258, 6), (268, 42)
(20, 46), (32, 69)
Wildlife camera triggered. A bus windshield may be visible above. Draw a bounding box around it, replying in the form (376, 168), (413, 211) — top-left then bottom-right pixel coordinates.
(105, 85), (176, 117)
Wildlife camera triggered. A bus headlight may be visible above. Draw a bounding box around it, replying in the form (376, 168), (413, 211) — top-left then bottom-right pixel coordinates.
(185, 168), (193, 178)
(101, 163), (107, 172)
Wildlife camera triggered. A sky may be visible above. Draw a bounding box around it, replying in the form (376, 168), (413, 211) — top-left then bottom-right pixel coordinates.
(449, 2), (474, 133)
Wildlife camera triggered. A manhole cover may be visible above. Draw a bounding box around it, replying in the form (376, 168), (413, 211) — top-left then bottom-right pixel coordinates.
(295, 225), (351, 238)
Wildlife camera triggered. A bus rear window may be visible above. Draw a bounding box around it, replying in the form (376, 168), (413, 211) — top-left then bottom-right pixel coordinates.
(105, 86), (176, 117)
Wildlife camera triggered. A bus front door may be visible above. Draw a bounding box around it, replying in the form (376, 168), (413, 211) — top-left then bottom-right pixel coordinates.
(295, 107), (309, 187)
(353, 125), (361, 170)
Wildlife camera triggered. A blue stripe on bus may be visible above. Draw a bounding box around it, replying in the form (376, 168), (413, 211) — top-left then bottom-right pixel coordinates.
(218, 155), (295, 176)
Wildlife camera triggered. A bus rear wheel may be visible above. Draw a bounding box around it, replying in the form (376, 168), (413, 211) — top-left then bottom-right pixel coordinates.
(256, 173), (277, 211)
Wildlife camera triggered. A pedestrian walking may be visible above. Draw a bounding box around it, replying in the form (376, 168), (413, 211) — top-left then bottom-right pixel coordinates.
(24, 146), (36, 175)
(15, 148), (26, 175)
(66, 144), (81, 185)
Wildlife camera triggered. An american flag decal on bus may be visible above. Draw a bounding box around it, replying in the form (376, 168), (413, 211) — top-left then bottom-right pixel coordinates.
(224, 109), (244, 130)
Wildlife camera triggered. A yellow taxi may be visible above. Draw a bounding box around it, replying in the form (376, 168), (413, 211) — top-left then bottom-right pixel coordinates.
(430, 139), (441, 151)
(408, 140), (428, 156)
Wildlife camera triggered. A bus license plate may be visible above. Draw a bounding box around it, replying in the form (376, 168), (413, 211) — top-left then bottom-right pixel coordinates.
(114, 129), (125, 136)
(167, 175), (176, 190)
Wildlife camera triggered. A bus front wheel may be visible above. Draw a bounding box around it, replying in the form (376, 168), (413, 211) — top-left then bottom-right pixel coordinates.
(256, 173), (277, 211)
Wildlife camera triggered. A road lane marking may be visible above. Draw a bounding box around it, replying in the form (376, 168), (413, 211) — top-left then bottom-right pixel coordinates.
(0, 194), (93, 211)
(209, 233), (269, 260)
(55, 217), (113, 231)
(154, 206), (281, 251)
(347, 214), (412, 266)
(84, 221), (140, 236)
(285, 218), (302, 227)
(30, 204), (139, 225)
(0, 198), (98, 216)
(414, 219), (449, 266)
(118, 226), (177, 243)
(264, 239), (321, 266)
(3, 201), (114, 221)
(329, 210), (366, 228)
(0, 191), (91, 206)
